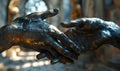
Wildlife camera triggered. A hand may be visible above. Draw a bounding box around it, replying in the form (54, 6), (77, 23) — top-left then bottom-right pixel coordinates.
(61, 18), (120, 51)
(0, 9), (81, 64)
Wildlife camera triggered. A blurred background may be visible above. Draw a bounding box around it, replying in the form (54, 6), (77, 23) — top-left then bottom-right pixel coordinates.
(0, 0), (120, 71)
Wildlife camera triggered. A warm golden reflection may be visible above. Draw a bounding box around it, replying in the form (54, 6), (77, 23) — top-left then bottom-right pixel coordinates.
(1, 51), (51, 71)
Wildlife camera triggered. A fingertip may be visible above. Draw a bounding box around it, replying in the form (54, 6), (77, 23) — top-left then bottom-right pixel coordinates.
(51, 58), (60, 64)
(60, 21), (68, 26)
(36, 53), (47, 60)
(60, 21), (75, 28)
(49, 8), (59, 16)
(53, 8), (59, 14)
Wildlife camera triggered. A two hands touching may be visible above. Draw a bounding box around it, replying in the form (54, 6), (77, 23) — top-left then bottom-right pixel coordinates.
(1, 9), (120, 64)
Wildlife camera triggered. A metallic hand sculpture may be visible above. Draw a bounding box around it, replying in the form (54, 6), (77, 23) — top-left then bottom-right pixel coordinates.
(61, 18), (120, 51)
(0, 9), (81, 64)
(1, 8), (120, 64)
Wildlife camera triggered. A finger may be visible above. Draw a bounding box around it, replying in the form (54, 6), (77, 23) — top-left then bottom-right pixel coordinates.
(48, 39), (78, 60)
(40, 8), (59, 19)
(50, 58), (60, 64)
(36, 49), (74, 64)
(36, 50), (49, 59)
(36, 50), (60, 64)
(46, 52), (73, 64)
(40, 50), (60, 64)
(48, 49), (74, 64)
(39, 48), (60, 59)
(57, 34), (81, 55)
(61, 20), (79, 28)
(60, 18), (88, 28)
(26, 8), (59, 20)
(51, 55), (74, 64)
(76, 18), (106, 30)
(48, 25), (81, 55)
(36, 53), (47, 59)
(61, 18), (106, 29)
(36, 47), (61, 62)
(60, 18), (93, 28)
(36, 52), (60, 64)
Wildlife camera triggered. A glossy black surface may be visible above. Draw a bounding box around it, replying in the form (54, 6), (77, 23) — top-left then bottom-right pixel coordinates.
(62, 18), (120, 51)
(0, 9), (120, 64)
(0, 9), (80, 64)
